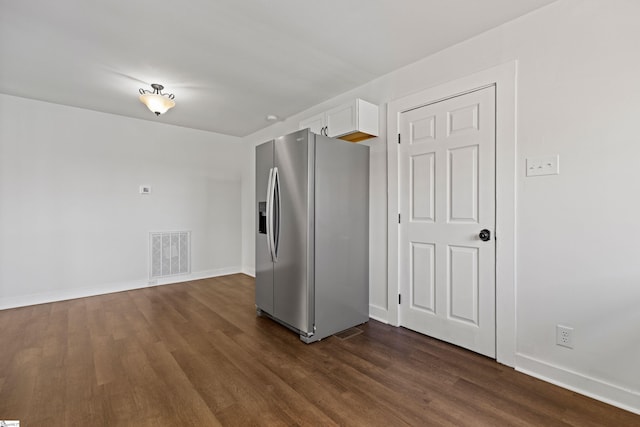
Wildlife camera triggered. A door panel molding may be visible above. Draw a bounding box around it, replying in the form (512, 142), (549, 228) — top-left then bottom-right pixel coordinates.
(410, 242), (436, 313)
(387, 61), (517, 366)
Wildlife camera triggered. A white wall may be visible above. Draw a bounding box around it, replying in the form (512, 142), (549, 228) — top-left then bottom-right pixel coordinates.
(0, 94), (245, 308)
(240, 0), (640, 414)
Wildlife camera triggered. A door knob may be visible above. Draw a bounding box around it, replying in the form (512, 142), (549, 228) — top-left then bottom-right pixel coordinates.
(479, 229), (491, 242)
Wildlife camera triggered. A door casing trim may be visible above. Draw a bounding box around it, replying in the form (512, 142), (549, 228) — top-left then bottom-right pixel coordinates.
(386, 61), (517, 366)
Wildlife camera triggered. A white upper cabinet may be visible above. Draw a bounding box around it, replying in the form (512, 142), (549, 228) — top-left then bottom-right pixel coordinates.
(299, 99), (379, 142)
(299, 113), (325, 135)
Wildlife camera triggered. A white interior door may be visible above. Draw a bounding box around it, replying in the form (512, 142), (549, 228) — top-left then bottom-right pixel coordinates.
(399, 86), (496, 358)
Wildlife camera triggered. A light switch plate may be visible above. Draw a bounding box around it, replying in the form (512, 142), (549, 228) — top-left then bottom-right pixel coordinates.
(526, 155), (559, 177)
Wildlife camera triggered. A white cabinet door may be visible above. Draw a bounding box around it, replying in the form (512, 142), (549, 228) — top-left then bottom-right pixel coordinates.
(325, 101), (357, 138)
(299, 113), (325, 135)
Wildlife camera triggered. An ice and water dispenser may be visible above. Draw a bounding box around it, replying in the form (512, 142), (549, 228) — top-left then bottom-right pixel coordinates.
(258, 201), (267, 234)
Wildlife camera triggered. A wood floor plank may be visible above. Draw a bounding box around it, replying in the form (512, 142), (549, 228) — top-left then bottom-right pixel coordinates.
(207, 329), (339, 426)
(0, 274), (638, 426)
(148, 344), (223, 425)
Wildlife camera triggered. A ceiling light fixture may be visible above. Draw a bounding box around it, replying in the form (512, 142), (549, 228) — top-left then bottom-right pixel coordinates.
(139, 83), (175, 116)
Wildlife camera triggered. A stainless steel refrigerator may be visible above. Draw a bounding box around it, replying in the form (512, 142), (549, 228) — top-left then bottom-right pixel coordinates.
(255, 129), (369, 343)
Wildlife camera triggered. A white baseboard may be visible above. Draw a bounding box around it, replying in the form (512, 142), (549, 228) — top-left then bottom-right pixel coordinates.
(153, 266), (242, 286)
(0, 266), (243, 310)
(515, 353), (640, 415)
(369, 304), (389, 324)
(241, 266), (256, 277)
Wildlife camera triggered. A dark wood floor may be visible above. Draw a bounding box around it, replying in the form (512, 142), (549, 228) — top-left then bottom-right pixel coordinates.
(1, 274), (638, 426)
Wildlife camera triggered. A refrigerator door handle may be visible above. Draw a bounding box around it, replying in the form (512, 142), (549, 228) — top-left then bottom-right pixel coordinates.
(270, 167), (280, 262)
(266, 167), (274, 260)
(273, 167), (281, 261)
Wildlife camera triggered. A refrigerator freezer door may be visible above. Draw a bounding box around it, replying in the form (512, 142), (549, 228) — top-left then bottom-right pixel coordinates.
(255, 140), (275, 315)
(273, 130), (314, 335)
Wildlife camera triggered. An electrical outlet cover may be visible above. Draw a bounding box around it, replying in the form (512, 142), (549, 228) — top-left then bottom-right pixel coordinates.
(556, 325), (573, 348)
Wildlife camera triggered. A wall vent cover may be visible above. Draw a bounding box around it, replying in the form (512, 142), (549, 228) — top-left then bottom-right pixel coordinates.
(150, 231), (190, 279)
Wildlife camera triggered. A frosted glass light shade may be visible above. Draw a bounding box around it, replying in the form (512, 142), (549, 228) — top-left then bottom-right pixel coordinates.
(139, 93), (175, 116)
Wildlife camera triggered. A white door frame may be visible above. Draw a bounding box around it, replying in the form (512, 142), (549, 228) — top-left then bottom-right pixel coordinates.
(387, 61), (517, 366)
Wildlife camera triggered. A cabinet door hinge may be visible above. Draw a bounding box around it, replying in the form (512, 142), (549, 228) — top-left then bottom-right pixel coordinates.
(398, 294), (401, 304)
(398, 134), (401, 144)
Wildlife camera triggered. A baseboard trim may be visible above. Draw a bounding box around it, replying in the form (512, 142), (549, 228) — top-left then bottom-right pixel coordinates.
(154, 266), (242, 286)
(241, 266), (256, 277)
(515, 353), (640, 415)
(0, 266), (243, 310)
(369, 304), (389, 324)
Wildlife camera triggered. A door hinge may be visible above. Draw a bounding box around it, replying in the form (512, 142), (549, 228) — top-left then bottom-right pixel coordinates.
(398, 134), (401, 144)
(398, 213), (401, 224)
(398, 294), (401, 304)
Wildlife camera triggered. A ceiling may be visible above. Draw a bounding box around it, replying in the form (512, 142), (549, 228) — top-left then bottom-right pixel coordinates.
(0, 0), (556, 137)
